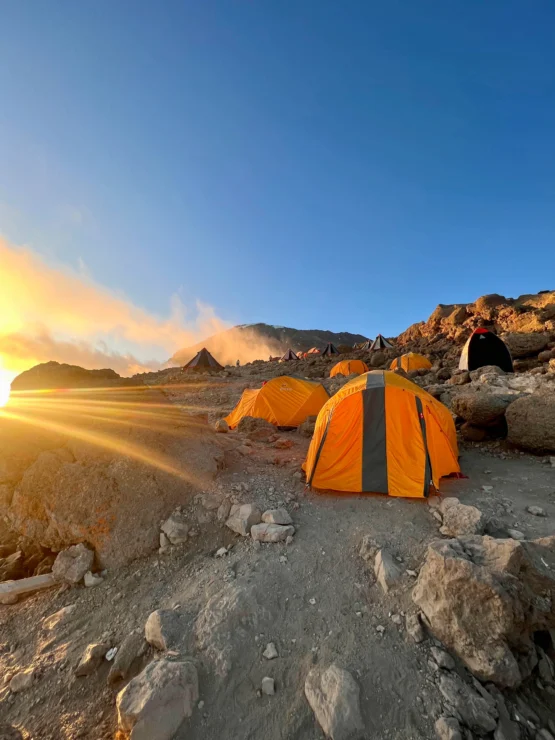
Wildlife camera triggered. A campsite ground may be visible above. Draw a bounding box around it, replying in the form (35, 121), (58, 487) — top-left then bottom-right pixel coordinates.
(1, 370), (555, 739)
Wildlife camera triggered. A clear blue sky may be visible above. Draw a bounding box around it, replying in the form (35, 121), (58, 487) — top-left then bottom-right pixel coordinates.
(1, 0), (555, 340)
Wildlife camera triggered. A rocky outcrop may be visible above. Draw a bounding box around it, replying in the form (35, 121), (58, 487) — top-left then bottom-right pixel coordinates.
(0, 387), (223, 567)
(506, 394), (555, 453)
(11, 361), (135, 391)
(413, 535), (555, 687)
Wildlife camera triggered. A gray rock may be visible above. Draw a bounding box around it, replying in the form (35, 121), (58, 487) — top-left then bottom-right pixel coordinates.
(262, 508), (293, 525)
(527, 506), (547, 517)
(145, 609), (184, 652)
(406, 613), (426, 643)
(438, 672), (497, 733)
(108, 632), (148, 686)
(216, 499), (231, 522)
(263, 642), (278, 660)
(84, 570), (103, 588)
(160, 511), (189, 545)
(52, 543), (94, 584)
(537, 647), (554, 685)
(452, 391), (512, 425)
(435, 716), (463, 740)
(226, 504), (262, 536)
(304, 664), (365, 740)
(251, 523), (295, 543)
(506, 395), (555, 453)
(9, 669), (34, 693)
(489, 686), (520, 740)
(201, 493), (223, 511)
(374, 548), (402, 593)
(261, 676), (275, 695)
(75, 642), (109, 677)
(117, 659), (198, 740)
(439, 498), (486, 537)
(430, 646), (456, 671)
(507, 529), (525, 541)
(297, 416), (317, 438)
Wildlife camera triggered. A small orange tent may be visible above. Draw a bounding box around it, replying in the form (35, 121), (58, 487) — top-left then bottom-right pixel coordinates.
(303, 370), (459, 498)
(330, 359), (369, 378)
(390, 353), (432, 373)
(224, 376), (329, 429)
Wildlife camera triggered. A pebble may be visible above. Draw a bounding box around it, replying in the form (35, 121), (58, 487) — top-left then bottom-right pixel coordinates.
(482, 485), (493, 492)
(84, 571), (104, 588)
(279, 556), (288, 564)
(261, 677), (275, 695)
(508, 529), (525, 540)
(376, 625), (385, 634)
(406, 569), (418, 578)
(390, 614), (402, 625)
(286, 535), (294, 545)
(215, 547), (228, 558)
(263, 642), (278, 660)
(105, 647), (118, 661)
(309, 598), (316, 606)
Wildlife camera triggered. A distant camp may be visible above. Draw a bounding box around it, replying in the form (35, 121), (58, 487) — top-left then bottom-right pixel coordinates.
(330, 359), (369, 378)
(459, 328), (513, 373)
(183, 348), (224, 372)
(303, 370), (459, 498)
(390, 353), (432, 373)
(224, 376), (329, 429)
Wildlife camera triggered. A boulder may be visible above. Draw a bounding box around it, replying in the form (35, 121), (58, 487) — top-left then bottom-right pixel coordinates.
(447, 372), (471, 386)
(369, 351), (385, 368)
(506, 395), (555, 453)
(108, 632), (148, 686)
(304, 664), (365, 740)
(0, 387), (222, 568)
(439, 498), (486, 537)
(438, 672), (497, 733)
(460, 423), (486, 442)
(226, 504), (262, 536)
(214, 419), (229, 433)
(145, 609), (185, 651)
(250, 523), (295, 543)
(503, 333), (549, 358)
(117, 659), (198, 740)
(452, 391), (513, 426)
(413, 535), (555, 687)
(52, 544), (94, 584)
(75, 643), (110, 677)
(374, 548), (402, 593)
(261, 508), (293, 525)
(160, 511), (189, 545)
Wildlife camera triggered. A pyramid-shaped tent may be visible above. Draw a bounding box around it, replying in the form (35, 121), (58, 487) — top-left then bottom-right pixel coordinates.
(370, 334), (394, 350)
(321, 342), (340, 357)
(183, 348), (224, 371)
(280, 349), (298, 361)
(360, 339), (372, 351)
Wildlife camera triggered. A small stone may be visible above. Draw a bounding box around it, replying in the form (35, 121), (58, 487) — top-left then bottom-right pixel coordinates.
(9, 668), (34, 693)
(406, 613), (425, 643)
(215, 547), (228, 558)
(482, 485), (493, 492)
(262, 508), (293, 525)
(261, 677), (275, 695)
(374, 548), (402, 593)
(215, 419), (229, 433)
(430, 646), (455, 671)
(391, 614), (402, 625)
(251, 523), (295, 543)
(358, 535), (379, 562)
(286, 535), (294, 545)
(263, 642), (278, 660)
(105, 647), (118, 661)
(527, 506), (547, 517)
(304, 664), (364, 740)
(161, 510), (189, 544)
(507, 529), (525, 540)
(309, 598), (316, 606)
(406, 569), (418, 577)
(75, 643), (110, 677)
(84, 571), (104, 588)
(376, 625), (385, 634)
(435, 716), (463, 740)
(52, 544), (94, 584)
(108, 634), (147, 685)
(159, 532), (170, 549)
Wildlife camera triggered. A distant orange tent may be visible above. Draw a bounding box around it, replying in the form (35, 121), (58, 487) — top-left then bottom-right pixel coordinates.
(224, 376), (329, 429)
(330, 359), (369, 378)
(390, 353), (432, 373)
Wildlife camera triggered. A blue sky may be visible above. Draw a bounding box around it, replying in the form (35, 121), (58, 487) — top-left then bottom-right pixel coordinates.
(1, 0), (555, 345)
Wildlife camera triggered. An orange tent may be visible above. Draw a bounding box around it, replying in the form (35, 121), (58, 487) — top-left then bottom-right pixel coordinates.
(330, 359), (369, 378)
(303, 370), (459, 498)
(390, 353), (432, 373)
(224, 376), (329, 429)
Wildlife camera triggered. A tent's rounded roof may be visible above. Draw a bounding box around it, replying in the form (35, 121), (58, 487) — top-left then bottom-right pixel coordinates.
(390, 353), (432, 372)
(330, 359), (369, 378)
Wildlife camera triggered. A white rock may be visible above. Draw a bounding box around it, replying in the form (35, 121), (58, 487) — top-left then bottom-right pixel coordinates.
(84, 571), (104, 588)
(374, 549), (402, 593)
(435, 716), (463, 740)
(52, 544), (94, 584)
(251, 523), (295, 543)
(262, 508), (293, 525)
(106, 647), (118, 661)
(225, 504), (262, 536)
(9, 668), (34, 693)
(263, 642), (278, 660)
(261, 676), (275, 695)
(215, 547), (228, 558)
(117, 659), (198, 740)
(304, 664), (364, 740)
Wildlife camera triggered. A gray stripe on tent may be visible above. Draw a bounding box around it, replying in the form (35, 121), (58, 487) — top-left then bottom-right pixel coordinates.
(365, 372), (386, 389)
(415, 396), (432, 497)
(361, 386), (388, 494)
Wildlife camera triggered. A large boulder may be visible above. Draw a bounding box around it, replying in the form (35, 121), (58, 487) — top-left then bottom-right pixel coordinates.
(503, 333), (549, 358)
(452, 391), (513, 426)
(506, 394), (555, 453)
(0, 388), (223, 568)
(413, 535), (555, 687)
(304, 664), (365, 740)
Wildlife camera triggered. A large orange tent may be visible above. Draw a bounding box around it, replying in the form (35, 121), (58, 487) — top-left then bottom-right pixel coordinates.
(330, 359), (369, 378)
(303, 370), (459, 498)
(390, 353), (432, 373)
(224, 376), (329, 429)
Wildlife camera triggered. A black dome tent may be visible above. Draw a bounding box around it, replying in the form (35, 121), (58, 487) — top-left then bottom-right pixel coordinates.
(459, 328), (513, 373)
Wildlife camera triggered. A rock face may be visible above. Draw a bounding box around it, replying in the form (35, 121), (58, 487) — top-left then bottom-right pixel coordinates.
(52, 544), (94, 584)
(304, 664), (365, 740)
(506, 394), (555, 453)
(225, 504), (262, 536)
(439, 498), (486, 537)
(413, 535), (555, 687)
(452, 391), (513, 426)
(117, 659), (198, 740)
(0, 387), (222, 568)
